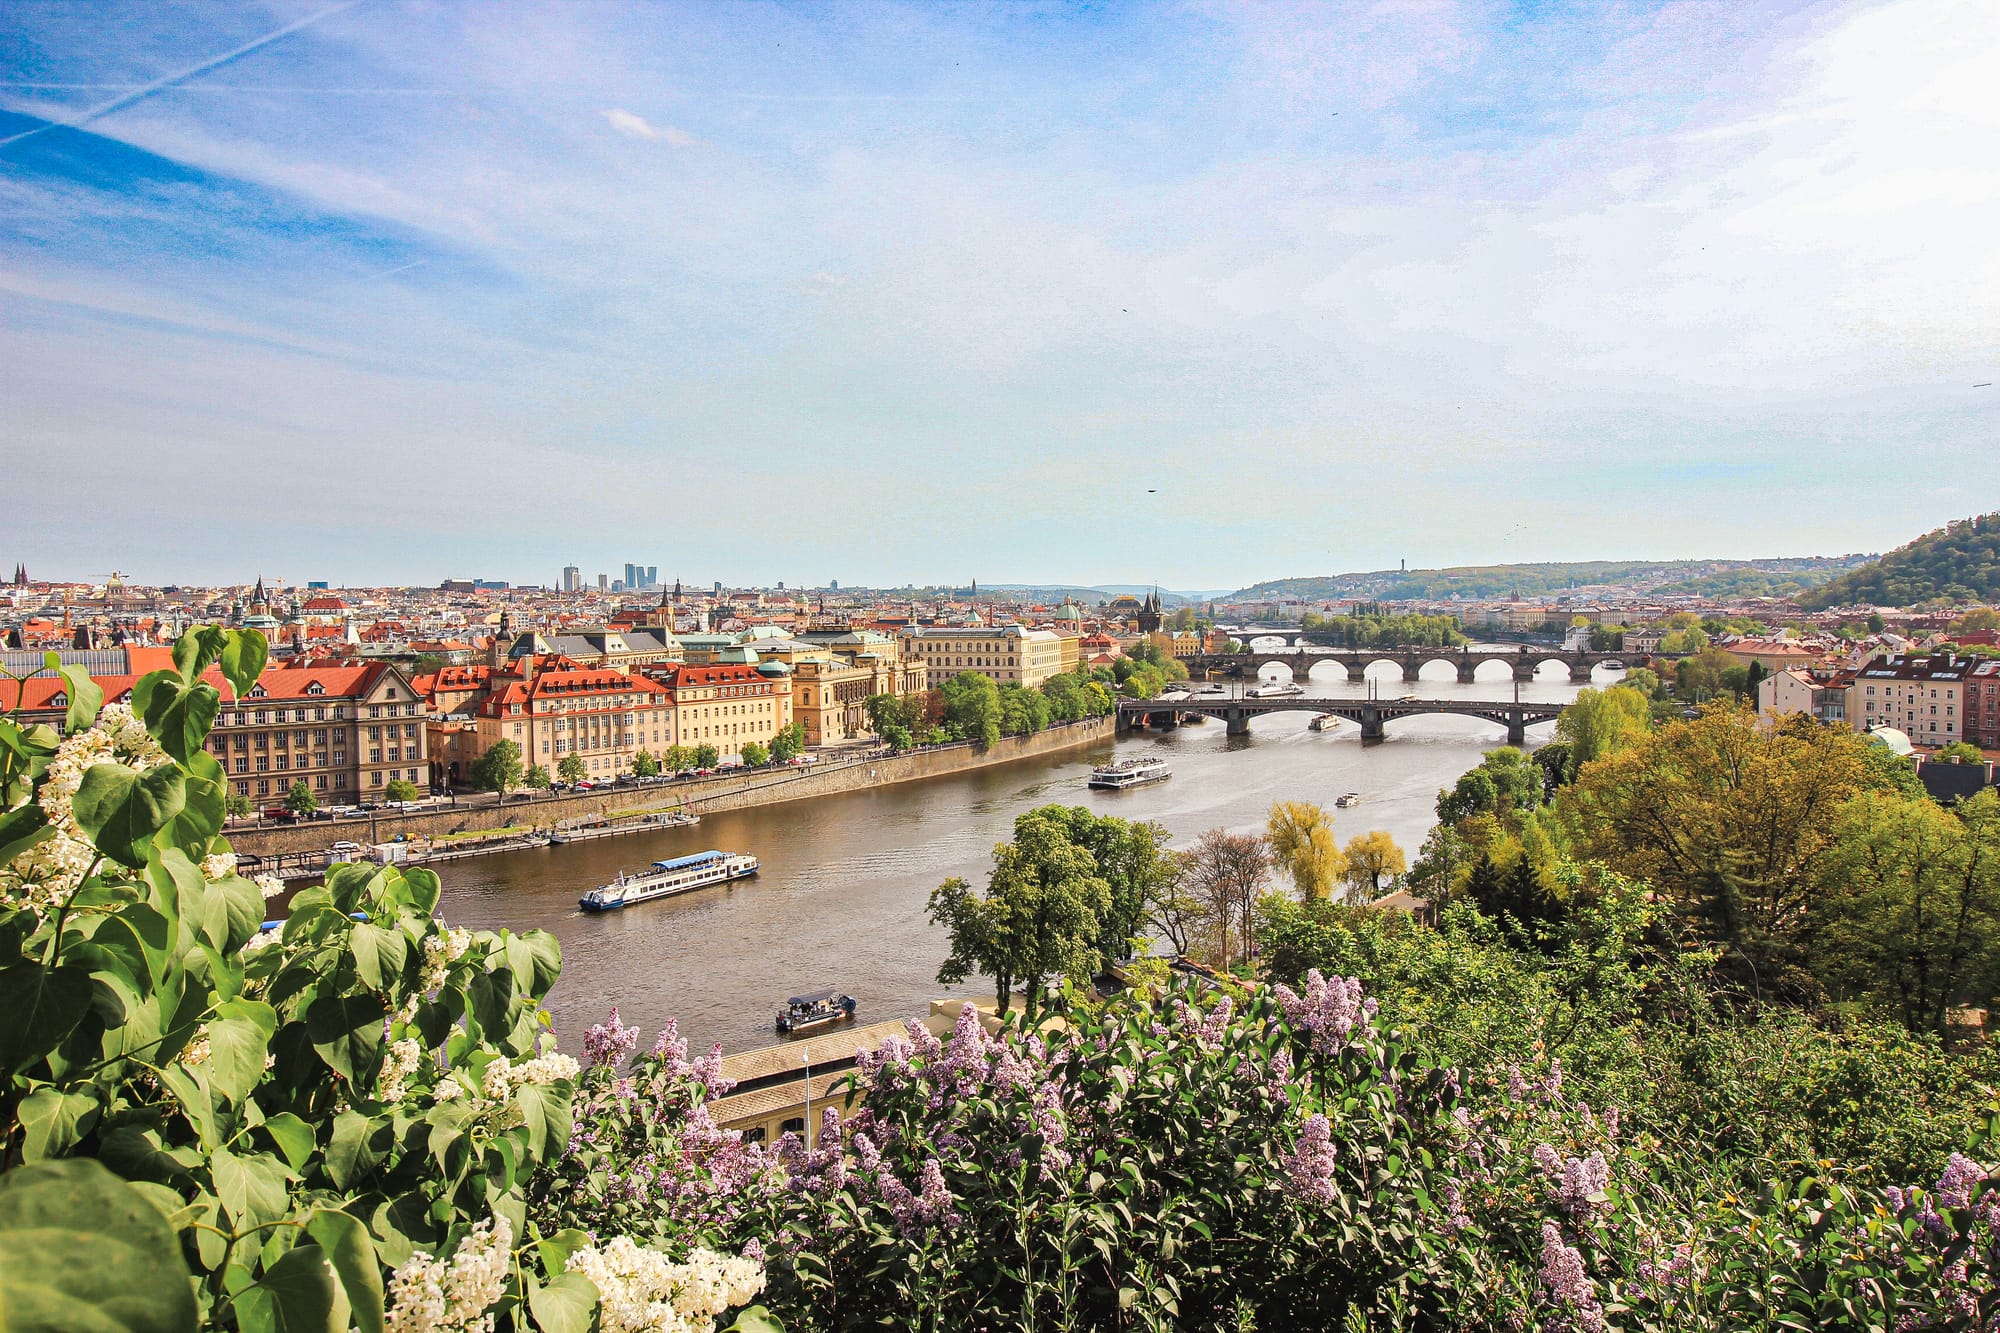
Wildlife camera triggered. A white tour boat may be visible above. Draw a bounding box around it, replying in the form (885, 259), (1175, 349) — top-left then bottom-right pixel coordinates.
(1088, 756), (1173, 791)
(1335, 792), (1362, 808)
(1309, 712), (1340, 731)
(579, 850), (759, 911)
(1246, 681), (1306, 698)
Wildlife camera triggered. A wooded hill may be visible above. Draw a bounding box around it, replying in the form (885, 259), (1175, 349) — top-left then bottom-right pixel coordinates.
(1233, 555), (1869, 604)
(1800, 514), (2000, 609)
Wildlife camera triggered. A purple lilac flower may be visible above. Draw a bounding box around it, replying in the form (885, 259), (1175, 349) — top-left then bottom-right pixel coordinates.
(1272, 970), (1372, 1056)
(1280, 1113), (1339, 1207)
(1538, 1222), (1606, 1333)
(584, 1008), (641, 1069)
(652, 1018), (687, 1062)
(1440, 1179), (1471, 1235)
(1507, 1066), (1531, 1100)
(1935, 1153), (1985, 1210)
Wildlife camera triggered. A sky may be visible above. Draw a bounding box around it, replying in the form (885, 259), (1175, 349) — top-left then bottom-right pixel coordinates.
(2, 0), (1996, 591)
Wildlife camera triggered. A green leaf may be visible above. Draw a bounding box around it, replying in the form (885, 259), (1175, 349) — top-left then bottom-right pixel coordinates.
(0, 1158), (197, 1333)
(306, 992), (384, 1082)
(528, 1271), (599, 1333)
(0, 803), (53, 870)
(306, 1209), (384, 1333)
(327, 1111), (381, 1193)
(260, 1113), (316, 1173)
(204, 998), (278, 1105)
(219, 632), (269, 703)
(172, 627), (226, 685)
(232, 1244), (348, 1333)
(130, 673), (221, 766)
(164, 750), (227, 856)
(0, 962), (94, 1072)
(16, 1087), (101, 1161)
(723, 1307), (787, 1333)
(72, 763), (187, 869)
(349, 923), (408, 992)
(54, 662), (104, 735)
(211, 1148), (289, 1230)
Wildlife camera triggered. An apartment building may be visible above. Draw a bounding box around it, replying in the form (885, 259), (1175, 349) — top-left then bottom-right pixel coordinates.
(1755, 667), (1850, 726)
(2, 660), (428, 802)
(1849, 653), (1968, 748)
(1962, 660), (2000, 751)
(900, 625), (1066, 689)
(646, 662), (795, 755)
(430, 657), (673, 784)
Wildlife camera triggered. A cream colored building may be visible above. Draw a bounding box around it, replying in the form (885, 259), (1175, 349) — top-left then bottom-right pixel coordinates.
(902, 625), (1066, 688)
(1848, 653), (1966, 748)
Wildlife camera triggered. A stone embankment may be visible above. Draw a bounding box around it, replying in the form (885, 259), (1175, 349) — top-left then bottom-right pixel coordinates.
(227, 717), (1116, 861)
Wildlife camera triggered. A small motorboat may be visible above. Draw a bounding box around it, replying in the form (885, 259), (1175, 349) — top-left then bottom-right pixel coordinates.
(1335, 792), (1361, 808)
(776, 989), (858, 1034)
(1308, 713), (1339, 731)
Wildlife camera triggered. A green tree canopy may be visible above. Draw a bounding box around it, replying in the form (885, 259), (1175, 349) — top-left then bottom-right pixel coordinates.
(283, 778), (317, 814)
(557, 754), (587, 785)
(469, 738), (523, 794)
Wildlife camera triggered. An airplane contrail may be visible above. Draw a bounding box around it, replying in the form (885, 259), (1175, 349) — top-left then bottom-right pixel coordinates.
(0, 1), (366, 150)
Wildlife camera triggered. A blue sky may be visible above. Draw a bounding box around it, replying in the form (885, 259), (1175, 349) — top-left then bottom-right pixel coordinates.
(2, 0), (1996, 590)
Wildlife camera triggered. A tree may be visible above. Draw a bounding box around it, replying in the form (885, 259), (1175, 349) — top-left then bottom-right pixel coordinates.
(693, 744), (720, 770)
(941, 672), (1003, 747)
(1342, 830), (1407, 902)
(1266, 801), (1345, 900)
(1024, 806), (1178, 960)
(523, 764), (551, 790)
(225, 791), (252, 818)
(1436, 747), (1543, 826)
(384, 777), (420, 803)
(1556, 708), (1879, 991)
(1553, 684), (1651, 780)
(997, 683), (1052, 736)
(284, 778), (317, 815)
(632, 749), (660, 777)
(469, 738), (524, 794)
(1933, 741), (1986, 765)
(741, 741), (769, 767)
(557, 754), (587, 785)
(663, 745), (695, 774)
(927, 808), (1112, 1017)
(1813, 789), (2000, 1035)
(770, 723), (805, 763)
(1623, 666), (1665, 700)
(1181, 828), (1269, 971)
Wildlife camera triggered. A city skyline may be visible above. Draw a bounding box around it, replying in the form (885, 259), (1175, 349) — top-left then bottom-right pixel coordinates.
(3, 0), (1997, 586)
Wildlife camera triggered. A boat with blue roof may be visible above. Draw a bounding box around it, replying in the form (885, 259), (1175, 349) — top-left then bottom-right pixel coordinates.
(578, 850), (759, 911)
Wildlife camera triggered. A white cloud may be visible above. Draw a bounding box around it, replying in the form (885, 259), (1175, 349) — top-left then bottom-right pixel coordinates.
(601, 108), (694, 146)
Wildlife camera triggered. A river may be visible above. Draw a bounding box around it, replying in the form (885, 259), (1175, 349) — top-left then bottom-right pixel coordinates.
(434, 652), (1620, 1056)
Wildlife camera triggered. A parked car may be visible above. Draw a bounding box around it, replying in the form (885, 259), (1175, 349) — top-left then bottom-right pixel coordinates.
(329, 841), (363, 853)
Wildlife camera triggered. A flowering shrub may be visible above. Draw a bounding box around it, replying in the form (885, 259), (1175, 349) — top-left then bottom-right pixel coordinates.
(0, 630), (778, 1333)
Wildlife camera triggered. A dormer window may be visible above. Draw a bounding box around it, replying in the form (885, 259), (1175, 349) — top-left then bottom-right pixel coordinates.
(50, 692), (66, 707)
(305, 681), (325, 696)
(249, 684), (267, 698)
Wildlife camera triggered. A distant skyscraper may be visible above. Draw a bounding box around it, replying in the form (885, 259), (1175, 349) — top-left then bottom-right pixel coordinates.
(597, 573), (609, 592)
(713, 580), (722, 595)
(644, 565), (657, 587)
(562, 565), (581, 592)
(623, 562), (636, 589)
(830, 579), (838, 591)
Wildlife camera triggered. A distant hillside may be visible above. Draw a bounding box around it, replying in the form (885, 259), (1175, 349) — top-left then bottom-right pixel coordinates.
(1232, 556), (1870, 604)
(1799, 515), (2000, 609)
(982, 585), (1218, 606)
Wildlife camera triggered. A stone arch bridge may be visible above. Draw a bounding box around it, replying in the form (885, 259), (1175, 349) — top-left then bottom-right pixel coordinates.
(1182, 647), (1637, 684)
(1118, 695), (1569, 745)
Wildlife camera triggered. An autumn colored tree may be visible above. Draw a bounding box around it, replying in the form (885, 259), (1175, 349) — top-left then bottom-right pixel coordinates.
(1181, 828), (1269, 971)
(1266, 800), (1345, 900)
(1342, 831), (1407, 903)
(1553, 684), (1651, 780)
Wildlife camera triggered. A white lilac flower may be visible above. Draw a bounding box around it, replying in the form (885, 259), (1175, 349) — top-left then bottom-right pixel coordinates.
(377, 1037), (424, 1104)
(566, 1237), (765, 1333)
(0, 704), (171, 912)
(385, 1214), (513, 1333)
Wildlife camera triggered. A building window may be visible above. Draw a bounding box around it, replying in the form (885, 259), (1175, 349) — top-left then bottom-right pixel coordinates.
(256, 780), (270, 796)
(371, 772), (383, 786)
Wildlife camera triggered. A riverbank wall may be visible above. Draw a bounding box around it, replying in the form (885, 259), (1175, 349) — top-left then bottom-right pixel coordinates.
(226, 717), (1117, 860)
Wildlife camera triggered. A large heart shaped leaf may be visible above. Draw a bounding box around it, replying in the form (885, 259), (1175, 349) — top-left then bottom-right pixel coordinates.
(0, 962), (94, 1072)
(130, 674), (220, 766)
(0, 1158), (197, 1333)
(73, 763), (187, 869)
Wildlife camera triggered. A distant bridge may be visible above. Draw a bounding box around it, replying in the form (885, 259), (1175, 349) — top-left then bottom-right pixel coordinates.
(1118, 695), (1569, 745)
(1182, 646), (1640, 684)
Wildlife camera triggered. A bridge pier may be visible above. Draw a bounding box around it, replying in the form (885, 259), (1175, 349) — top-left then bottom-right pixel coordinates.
(1400, 660), (1421, 682)
(1225, 707), (1251, 737)
(1506, 716), (1527, 745)
(1358, 705), (1384, 742)
(1514, 664), (1538, 683)
(1457, 663), (1478, 684)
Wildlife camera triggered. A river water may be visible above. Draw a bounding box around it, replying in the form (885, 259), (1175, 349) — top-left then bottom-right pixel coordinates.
(435, 652), (1619, 1056)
